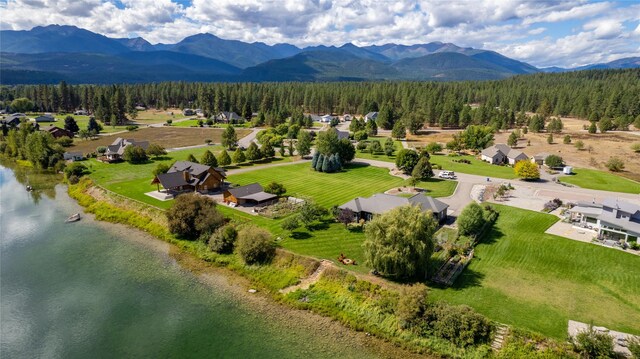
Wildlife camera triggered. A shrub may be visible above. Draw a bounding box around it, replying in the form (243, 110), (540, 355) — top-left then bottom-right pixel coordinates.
(563, 135), (571, 144)
(55, 136), (74, 147)
(64, 162), (87, 179)
(425, 142), (442, 154)
(146, 144), (167, 158)
(122, 145), (148, 164)
(631, 143), (640, 153)
(545, 154), (564, 168)
(96, 146), (107, 155)
(264, 181), (286, 196)
(575, 140), (585, 150)
(457, 203), (486, 237)
(605, 157), (625, 172)
(419, 302), (493, 347)
(543, 198), (563, 212)
(411, 156), (434, 180)
(126, 125), (139, 131)
(236, 226), (275, 264)
(153, 163), (170, 176)
(370, 140), (382, 154)
(396, 283), (428, 328)
(353, 130), (368, 141)
(395, 149), (420, 174)
(572, 326), (615, 359)
(208, 225), (238, 254)
(166, 193), (224, 239)
(514, 160), (540, 180)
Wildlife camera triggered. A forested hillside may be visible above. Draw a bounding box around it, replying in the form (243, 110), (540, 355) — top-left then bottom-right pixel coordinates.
(1, 69), (638, 129)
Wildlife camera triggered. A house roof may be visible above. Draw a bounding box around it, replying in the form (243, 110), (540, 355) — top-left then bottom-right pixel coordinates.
(339, 193), (448, 216)
(169, 161), (226, 179)
(598, 212), (640, 234)
(227, 183), (263, 198)
(481, 144), (528, 160)
(602, 198), (640, 215)
(220, 111), (242, 120)
(532, 152), (551, 160)
(34, 114), (55, 122)
(155, 172), (190, 189)
(106, 138), (150, 155)
(336, 130), (349, 140)
(365, 112), (378, 119)
(226, 183), (277, 202)
(64, 151), (83, 157)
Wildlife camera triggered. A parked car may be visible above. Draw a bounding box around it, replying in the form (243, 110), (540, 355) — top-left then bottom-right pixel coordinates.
(439, 170), (456, 179)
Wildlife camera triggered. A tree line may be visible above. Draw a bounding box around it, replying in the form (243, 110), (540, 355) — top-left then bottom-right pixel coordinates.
(1, 69), (638, 129)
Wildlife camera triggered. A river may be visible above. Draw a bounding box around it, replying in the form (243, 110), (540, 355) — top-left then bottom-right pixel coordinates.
(0, 164), (395, 358)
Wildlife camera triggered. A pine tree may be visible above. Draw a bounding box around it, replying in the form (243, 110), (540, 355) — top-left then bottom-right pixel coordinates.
(200, 150), (218, 167)
(232, 148), (246, 164)
(246, 142), (261, 162)
(218, 150), (231, 167)
(311, 151), (320, 169)
(315, 154), (324, 172)
(322, 154), (331, 172)
(187, 154), (199, 163)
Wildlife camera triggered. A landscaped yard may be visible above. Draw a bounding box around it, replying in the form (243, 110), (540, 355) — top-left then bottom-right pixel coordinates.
(559, 168), (640, 194)
(69, 126), (252, 153)
(430, 204), (640, 339)
(430, 154), (518, 179)
(354, 137), (403, 163)
(30, 113), (129, 134)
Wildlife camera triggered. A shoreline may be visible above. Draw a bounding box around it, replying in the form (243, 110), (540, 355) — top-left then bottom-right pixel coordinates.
(59, 185), (432, 359)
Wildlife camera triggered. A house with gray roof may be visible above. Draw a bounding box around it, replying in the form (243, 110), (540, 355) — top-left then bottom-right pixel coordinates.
(1, 113), (26, 127)
(215, 111), (243, 124)
(339, 193), (448, 223)
(364, 112), (378, 122)
(63, 152), (84, 161)
(569, 198), (640, 243)
(34, 114), (56, 123)
(481, 144), (528, 165)
(223, 183), (278, 206)
(152, 161), (226, 193)
(104, 137), (150, 162)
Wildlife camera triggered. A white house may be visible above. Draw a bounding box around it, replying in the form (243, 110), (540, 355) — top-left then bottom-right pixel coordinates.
(320, 115), (332, 123)
(481, 144), (528, 165)
(569, 198), (640, 243)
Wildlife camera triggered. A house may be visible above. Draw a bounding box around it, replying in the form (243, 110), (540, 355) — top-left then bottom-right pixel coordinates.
(215, 111), (243, 124)
(481, 144), (528, 165)
(364, 112), (378, 122)
(223, 183), (278, 206)
(1, 113), (25, 127)
(34, 114), (56, 123)
(320, 115), (332, 123)
(339, 193), (449, 223)
(74, 109), (89, 116)
(63, 152), (84, 161)
(183, 108), (195, 116)
(41, 126), (74, 139)
(343, 114), (352, 121)
(336, 130), (349, 140)
(531, 152), (551, 165)
(152, 161), (226, 193)
(104, 137), (149, 162)
(195, 109), (204, 117)
(569, 198), (640, 242)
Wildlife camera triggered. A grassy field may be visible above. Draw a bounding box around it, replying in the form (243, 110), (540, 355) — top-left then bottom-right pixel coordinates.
(69, 127), (252, 153)
(430, 204), (640, 339)
(430, 154), (518, 179)
(29, 113), (129, 134)
(354, 137), (403, 163)
(133, 108), (187, 124)
(226, 162), (456, 208)
(559, 168), (640, 194)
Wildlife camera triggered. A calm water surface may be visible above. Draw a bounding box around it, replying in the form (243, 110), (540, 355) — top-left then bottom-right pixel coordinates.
(0, 165), (372, 358)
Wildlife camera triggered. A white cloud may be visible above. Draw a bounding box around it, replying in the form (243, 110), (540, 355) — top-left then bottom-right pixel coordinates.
(0, 0), (639, 67)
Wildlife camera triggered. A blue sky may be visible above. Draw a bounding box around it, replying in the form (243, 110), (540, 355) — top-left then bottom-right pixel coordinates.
(1, 0), (639, 67)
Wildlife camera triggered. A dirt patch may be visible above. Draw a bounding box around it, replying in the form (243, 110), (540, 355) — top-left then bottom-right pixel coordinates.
(493, 129), (640, 181)
(69, 126), (251, 153)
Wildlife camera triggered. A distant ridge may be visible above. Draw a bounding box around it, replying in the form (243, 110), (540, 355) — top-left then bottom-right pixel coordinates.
(1, 25), (638, 84)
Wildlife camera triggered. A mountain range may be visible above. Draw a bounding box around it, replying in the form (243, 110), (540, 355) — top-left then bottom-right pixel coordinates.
(1, 25), (637, 84)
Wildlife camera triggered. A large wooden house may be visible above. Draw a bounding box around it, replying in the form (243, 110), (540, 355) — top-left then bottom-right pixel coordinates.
(152, 161), (226, 193)
(223, 183), (278, 206)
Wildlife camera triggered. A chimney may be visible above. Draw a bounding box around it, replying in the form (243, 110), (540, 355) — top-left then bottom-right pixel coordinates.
(183, 171), (190, 181)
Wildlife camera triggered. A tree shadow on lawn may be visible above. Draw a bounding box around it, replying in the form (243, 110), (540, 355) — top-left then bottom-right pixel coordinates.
(346, 162), (372, 169)
(290, 231), (312, 240)
(477, 227), (504, 246)
(449, 267), (486, 290)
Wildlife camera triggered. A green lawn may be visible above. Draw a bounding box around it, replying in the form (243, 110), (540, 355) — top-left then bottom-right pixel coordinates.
(430, 205), (640, 339)
(559, 168), (640, 194)
(40, 114), (129, 134)
(226, 162), (456, 208)
(430, 154), (518, 179)
(354, 137), (403, 163)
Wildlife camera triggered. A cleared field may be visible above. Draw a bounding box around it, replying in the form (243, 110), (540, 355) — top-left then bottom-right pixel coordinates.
(133, 108), (187, 124)
(430, 205), (640, 339)
(69, 127), (251, 153)
(559, 168), (640, 194)
(430, 154), (518, 179)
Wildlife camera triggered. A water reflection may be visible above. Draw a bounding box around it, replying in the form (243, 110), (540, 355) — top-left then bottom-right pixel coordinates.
(0, 158), (62, 204)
